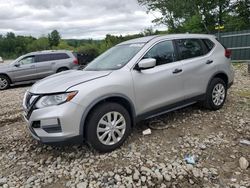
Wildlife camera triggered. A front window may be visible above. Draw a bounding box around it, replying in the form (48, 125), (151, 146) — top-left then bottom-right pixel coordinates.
(19, 56), (35, 65)
(85, 43), (144, 71)
(143, 40), (175, 66)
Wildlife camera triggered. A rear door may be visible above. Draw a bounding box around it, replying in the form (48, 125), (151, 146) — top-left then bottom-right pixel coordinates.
(175, 38), (216, 99)
(35, 54), (54, 79)
(11, 55), (37, 82)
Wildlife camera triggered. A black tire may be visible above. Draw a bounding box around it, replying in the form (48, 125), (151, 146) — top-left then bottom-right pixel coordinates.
(0, 75), (11, 90)
(57, 67), (69, 73)
(203, 78), (227, 110)
(85, 102), (131, 152)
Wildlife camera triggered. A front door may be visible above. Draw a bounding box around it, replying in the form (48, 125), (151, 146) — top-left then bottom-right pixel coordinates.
(11, 55), (37, 82)
(132, 40), (184, 116)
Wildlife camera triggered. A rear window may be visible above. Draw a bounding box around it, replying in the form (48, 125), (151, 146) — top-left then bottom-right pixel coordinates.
(50, 53), (70, 60)
(36, 54), (51, 62)
(175, 39), (205, 60)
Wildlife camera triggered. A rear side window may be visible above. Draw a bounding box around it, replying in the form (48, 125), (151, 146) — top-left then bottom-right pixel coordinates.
(175, 39), (204, 60)
(35, 54), (51, 62)
(143, 40), (176, 66)
(50, 53), (70, 61)
(202, 39), (215, 51)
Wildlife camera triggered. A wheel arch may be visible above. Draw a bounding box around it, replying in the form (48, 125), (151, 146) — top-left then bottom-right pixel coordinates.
(56, 67), (69, 73)
(0, 73), (12, 84)
(80, 94), (136, 138)
(207, 71), (229, 91)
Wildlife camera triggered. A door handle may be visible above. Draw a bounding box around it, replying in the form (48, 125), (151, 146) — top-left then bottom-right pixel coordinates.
(172, 68), (182, 74)
(51, 62), (56, 65)
(30, 65), (35, 68)
(206, 60), (213, 64)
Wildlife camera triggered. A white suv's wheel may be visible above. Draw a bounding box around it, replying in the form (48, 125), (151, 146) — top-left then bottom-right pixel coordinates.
(86, 102), (131, 152)
(203, 78), (227, 110)
(212, 83), (226, 106)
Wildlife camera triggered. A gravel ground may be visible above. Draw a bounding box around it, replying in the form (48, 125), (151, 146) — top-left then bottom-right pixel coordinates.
(0, 64), (249, 188)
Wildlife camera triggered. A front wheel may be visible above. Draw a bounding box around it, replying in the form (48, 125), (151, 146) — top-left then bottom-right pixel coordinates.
(203, 78), (227, 110)
(85, 102), (131, 152)
(0, 75), (10, 90)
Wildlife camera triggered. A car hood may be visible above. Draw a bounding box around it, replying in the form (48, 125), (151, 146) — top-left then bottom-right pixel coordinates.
(0, 63), (11, 69)
(30, 70), (112, 94)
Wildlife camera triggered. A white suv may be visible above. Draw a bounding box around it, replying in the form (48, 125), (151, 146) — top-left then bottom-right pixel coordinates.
(23, 34), (234, 152)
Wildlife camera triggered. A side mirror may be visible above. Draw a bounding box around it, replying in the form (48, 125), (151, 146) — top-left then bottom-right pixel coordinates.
(136, 58), (156, 70)
(14, 63), (20, 67)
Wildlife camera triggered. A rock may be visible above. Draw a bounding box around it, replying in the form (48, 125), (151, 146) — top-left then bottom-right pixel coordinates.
(133, 169), (140, 181)
(0, 178), (7, 186)
(199, 144), (207, 150)
(239, 157), (249, 170)
(192, 168), (202, 178)
(108, 171), (114, 177)
(76, 182), (88, 188)
(125, 167), (132, 175)
(141, 176), (146, 183)
(209, 168), (218, 175)
(26, 176), (36, 184)
(114, 174), (121, 182)
(48, 178), (53, 184)
(141, 166), (152, 175)
(202, 168), (209, 176)
(163, 174), (171, 182)
(189, 179), (194, 184)
(155, 171), (163, 182)
(3, 184), (8, 188)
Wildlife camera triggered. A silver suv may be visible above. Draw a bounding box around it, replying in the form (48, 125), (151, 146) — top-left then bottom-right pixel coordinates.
(23, 34), (234, 152)
(0, 50), (79, 90)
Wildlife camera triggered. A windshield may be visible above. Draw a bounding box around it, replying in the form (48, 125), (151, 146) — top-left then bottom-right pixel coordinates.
(10, 55), (25, 65)
(85, 43), (145, 71)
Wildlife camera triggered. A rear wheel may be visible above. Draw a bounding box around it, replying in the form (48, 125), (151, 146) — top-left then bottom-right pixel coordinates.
(57, 67), (69, 73)
(203, 78), (227, 110)
(0, 75), (10, 90)
(85, 102), (131, 152)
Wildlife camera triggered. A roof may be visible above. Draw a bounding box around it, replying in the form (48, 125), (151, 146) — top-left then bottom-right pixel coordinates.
(26, 50), (72, 56)
(118, 33), (216, 45)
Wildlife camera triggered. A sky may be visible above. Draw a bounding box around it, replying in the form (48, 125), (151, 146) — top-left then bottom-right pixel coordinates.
(0, 0), (164, 39)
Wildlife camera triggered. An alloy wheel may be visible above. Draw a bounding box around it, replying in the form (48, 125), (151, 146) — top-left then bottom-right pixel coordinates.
(212, 83), (225, 106)
(0, 78), (8, 89)
(96, 111), (126, 146)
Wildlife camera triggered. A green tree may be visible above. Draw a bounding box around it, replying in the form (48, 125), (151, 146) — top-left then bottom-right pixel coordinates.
(27, 37), (50, 52)
(48, 30), (61, 47)
(137, 0), (232, 33)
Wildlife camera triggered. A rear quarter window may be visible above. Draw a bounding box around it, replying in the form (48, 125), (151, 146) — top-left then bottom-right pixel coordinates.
(202, 39), (215, 52)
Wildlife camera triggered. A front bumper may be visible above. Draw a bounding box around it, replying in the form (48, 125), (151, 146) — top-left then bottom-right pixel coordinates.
(23, 99), (85, 144)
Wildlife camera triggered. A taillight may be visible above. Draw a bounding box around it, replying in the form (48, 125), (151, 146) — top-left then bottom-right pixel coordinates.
(73, 59), (79, 65)
(225, 49), (231, 58)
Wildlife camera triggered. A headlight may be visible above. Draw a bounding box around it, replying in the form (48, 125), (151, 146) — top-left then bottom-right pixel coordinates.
(35, 91), (78, 108)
